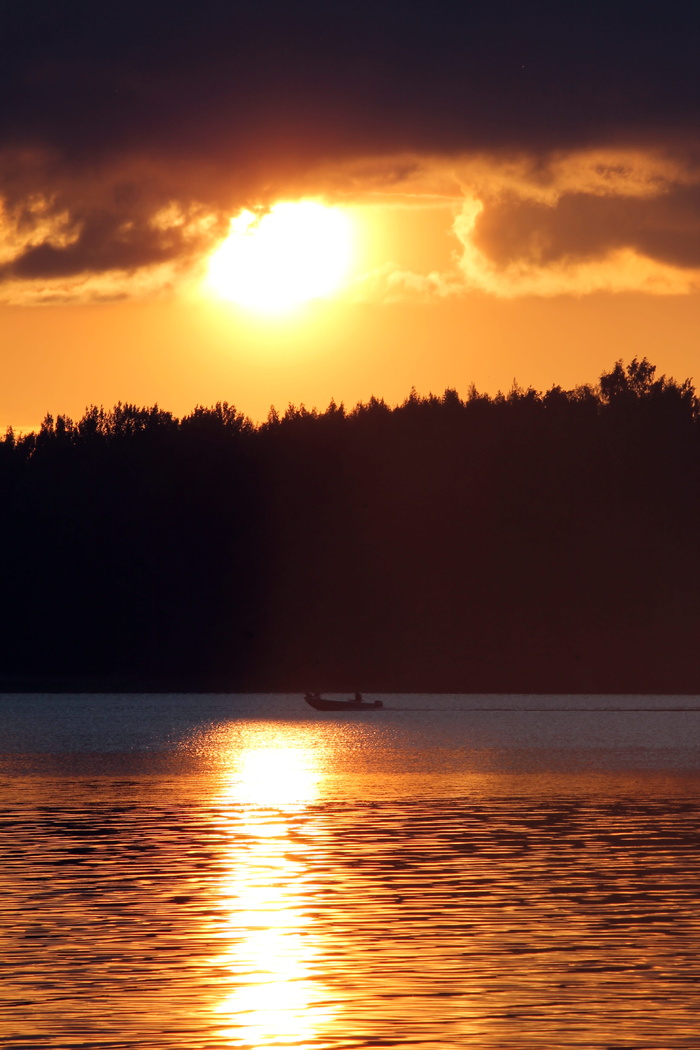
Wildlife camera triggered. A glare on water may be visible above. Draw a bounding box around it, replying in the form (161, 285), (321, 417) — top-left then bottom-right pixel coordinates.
(1, 692), (700, 1049)
(225, 740), (323, 807)
(213, 740), (333, 1048)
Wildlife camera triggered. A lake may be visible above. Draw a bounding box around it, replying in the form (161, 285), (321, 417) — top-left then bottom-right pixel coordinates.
(1, 693), (699, 1049)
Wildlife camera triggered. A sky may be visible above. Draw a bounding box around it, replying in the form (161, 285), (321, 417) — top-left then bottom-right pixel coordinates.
(2, 0), (700, 429)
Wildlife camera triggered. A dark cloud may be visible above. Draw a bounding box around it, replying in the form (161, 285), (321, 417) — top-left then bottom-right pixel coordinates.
(472, 186), (700, 271)
(1, 1), (700, 291)
(4, 209), (210, 280)
(3, 1), (699, 163)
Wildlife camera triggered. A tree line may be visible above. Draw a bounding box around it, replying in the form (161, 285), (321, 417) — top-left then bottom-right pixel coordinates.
(1, 358), (699, 693)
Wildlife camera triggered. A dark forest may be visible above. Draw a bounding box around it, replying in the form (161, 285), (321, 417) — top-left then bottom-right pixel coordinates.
(2, 358), (698, 694)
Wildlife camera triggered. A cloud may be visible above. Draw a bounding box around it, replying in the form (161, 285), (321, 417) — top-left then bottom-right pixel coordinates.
(348, 261), (463, 303)
(348, 150), (700, 301)
(455, 199), (700, 298)
(4, 2), (699, 159)
(450, 152), (700, 297)
(4, 143), (700, 304)
(470, 187), (700, 270)
(1, 3), (700, 301)
(0, 150), (230, 301)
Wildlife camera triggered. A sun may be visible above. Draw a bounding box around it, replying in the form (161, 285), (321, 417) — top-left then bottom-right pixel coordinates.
(206, 200), (353, 313)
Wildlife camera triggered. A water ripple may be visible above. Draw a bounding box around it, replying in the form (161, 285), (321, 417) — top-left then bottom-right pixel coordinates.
(1, 776), (699, 1049)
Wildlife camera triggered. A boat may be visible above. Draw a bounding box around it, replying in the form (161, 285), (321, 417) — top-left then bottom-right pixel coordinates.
(304, 692), (383, 711)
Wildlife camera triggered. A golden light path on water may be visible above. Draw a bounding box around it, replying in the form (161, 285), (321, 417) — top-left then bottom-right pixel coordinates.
(210, 733), (334, 1049)
(2, 696), (700, 1049)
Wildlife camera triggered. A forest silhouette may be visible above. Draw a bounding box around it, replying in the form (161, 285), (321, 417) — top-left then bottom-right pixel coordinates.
(1, 358), (698, 693)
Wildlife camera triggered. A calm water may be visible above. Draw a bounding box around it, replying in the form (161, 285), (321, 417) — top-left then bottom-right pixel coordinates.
(1, 693), (699, 1049)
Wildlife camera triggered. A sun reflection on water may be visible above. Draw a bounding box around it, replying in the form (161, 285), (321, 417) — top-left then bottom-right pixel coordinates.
(212, 738), (335, 1048)
(231, 745), (322, 807)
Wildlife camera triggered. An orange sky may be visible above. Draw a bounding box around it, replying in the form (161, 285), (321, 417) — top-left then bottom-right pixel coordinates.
(2, 189), (700, 432)
(2, 6), (700, 431)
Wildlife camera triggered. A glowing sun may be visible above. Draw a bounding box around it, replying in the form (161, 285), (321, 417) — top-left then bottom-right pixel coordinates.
(207, 200), (353, 313)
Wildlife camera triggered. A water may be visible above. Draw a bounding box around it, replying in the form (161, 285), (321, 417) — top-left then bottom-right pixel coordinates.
(1, 693), (699, 1049)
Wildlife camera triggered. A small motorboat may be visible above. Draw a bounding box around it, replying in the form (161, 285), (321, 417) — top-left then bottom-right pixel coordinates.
(304, 692), (383, 711)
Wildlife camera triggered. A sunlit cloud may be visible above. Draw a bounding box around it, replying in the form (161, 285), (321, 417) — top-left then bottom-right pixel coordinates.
(0, 149), (227, 304)
(2, 4), (700, 308)
(348, 261), (463, 303)
(348, 148), (700, 302)
(0, 259), (199, 306)
(0, 194), (78, 267)
(3, 143), (700, 304)
(452, 194), (700, 298)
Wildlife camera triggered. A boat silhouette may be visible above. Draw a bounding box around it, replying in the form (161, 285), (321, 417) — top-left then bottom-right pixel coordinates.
(304, 692), (383, 711)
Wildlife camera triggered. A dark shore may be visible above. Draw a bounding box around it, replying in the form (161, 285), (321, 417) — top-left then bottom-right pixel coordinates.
(1, 360), (699, 696)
